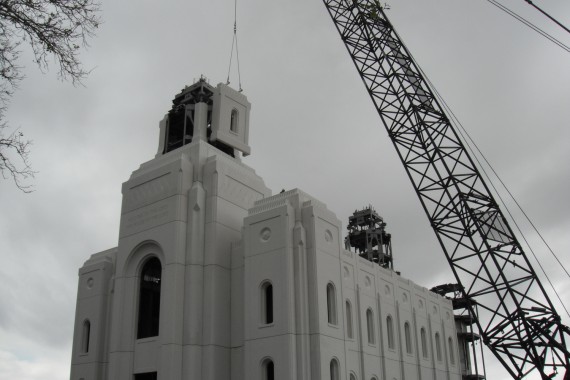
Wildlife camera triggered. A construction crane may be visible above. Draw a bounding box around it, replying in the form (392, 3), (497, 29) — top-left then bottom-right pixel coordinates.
(321, 0), (570, 378)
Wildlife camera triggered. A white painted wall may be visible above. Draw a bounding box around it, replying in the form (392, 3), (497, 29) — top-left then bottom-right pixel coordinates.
(241, 189), (463, 380)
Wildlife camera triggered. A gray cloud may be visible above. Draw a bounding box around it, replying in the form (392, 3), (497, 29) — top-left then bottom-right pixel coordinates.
(1, 0), (569, 379)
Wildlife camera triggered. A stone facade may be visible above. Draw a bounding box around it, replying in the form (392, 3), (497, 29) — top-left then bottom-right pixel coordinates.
(70, 80), (467, 380)
(239, 189), (461, 380)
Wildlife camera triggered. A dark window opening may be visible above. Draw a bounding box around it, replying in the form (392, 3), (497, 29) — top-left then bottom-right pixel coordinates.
(81, 320), (90, 354)
(449, 337), (455, 364)
(230, 109), (239, 133)
(421, 327), (428, 358)
(262, 282), (273, 324)
(404, 322), (413, 354)
(165, 107), (185, 152)
(330, 359), (339, 380)
(165, 107), (194, 153)
(366, 309), (375, 344)
(209, 139), (235, 157)
(263, 359), (274, 380)
(327, 283), (337, 325)
(387, 315), (395, 349)
(435, 333), (442, 361)
(346, 300), (353, 339)
(137, 258), (162, 339)
(134, 372), (157, 380)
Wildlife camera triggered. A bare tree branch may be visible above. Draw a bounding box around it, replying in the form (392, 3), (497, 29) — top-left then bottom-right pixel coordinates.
(0, 0), (101, 191)
(0, 123), (34, 192)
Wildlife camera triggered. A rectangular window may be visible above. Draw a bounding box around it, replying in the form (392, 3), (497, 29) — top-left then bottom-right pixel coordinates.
(387, 315), (395, 349)
(134, 372), (157, 380)
(81, 320), (90, 354)
(346, 301), (353, 339)
(327, 283), (337, 325)
(404, 322), (413, 354)
(366, 309), (375, 344)
(137, 258), (162, 339)
(262, 282), (273, 324)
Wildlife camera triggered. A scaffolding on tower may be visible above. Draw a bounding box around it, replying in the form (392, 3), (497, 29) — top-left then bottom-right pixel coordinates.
(346, 206), (393, 269)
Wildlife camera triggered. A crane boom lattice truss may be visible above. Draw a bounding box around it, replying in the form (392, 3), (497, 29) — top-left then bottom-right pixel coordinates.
(322, 0), (570, 378)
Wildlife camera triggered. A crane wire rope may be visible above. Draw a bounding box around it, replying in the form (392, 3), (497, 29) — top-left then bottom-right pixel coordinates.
(522, 0), (570, 35)
(484, 0), (570, 54)
(226, 0), (243, 91)
(410, 58), (570, 318)
(438, 90), (570, 318)
(440, 90), (570, 318)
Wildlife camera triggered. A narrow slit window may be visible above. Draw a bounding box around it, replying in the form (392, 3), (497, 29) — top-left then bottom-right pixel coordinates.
(81, 320), (90, 354)
(346, 300), (353, 339)
(230, 109), (239, 133)
(449, 337), (455, 364)
(421, 327), (428, 358)
(262, 359), (274, 380)
(261, 282), (273, 324)
(387, 315), (395, 349)
(330, 359), (339, 380)
(404, 322), (412, 354)
(435, 333), (442, 361)
(366, 308), (375, 344)
(327, 283), (337, 325)
(137, 257), (162, 339)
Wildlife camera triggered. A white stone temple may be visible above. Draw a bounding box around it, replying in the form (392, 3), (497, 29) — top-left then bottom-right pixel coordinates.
(70, 78), (473, 380)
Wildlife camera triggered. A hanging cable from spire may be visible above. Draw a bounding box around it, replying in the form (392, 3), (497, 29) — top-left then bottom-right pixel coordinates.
(226, 0), (243, 92)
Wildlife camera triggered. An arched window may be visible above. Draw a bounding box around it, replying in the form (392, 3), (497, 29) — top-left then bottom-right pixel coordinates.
(435, 333), (442, 361)
(404, 322), (412, 354)
(449, 337), (455, 364)
(330, 358), (340, 380)
(261, 281), (273, 324)
(81, 320), (90, 353)
(346, 300), (353, 339)
(327, 283), (337, 325)
(262, 358), (274, 380)
(349, 374), (357, 380)
(366, 308), (375, 344)
(386, 315), (395, 349)
(421, 327), (428, 358)
(137, 257), (162, 339)
(230, 109), (239, 133)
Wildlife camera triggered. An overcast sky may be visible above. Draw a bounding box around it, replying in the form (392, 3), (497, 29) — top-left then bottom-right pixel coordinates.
(0, 0), (569, 379)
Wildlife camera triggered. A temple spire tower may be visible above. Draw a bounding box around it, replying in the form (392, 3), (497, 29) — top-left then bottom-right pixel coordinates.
(70, 78), (270, 380)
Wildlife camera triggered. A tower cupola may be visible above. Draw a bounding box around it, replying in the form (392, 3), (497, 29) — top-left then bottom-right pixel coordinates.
(157, 76), (252, 157)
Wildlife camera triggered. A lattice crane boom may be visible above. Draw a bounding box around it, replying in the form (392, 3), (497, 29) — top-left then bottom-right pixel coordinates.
(321, 0), (570, 378)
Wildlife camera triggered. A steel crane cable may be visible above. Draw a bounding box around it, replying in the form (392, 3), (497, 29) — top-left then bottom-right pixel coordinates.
(393, 28), (570, 315)
(432, 79), (570, 283)
(523, 0), (570, 35)
(446, 96), (570, 316)
(411, 61), (570, 318)
(441, 92), (570, 318)
(226, 0), (243, 91)
(485, 0), (570, 53)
